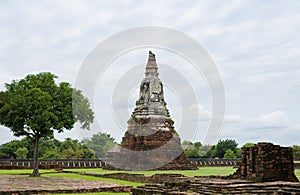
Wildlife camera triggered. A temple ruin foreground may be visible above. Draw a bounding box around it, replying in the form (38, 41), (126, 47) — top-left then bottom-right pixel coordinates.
(230, 142), (298, 182)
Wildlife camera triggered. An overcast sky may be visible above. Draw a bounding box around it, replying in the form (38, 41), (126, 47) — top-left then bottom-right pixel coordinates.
(0, 0), (299, 146)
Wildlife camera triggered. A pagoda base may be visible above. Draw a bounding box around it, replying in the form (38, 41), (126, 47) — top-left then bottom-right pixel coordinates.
(104, 129), (197, 171)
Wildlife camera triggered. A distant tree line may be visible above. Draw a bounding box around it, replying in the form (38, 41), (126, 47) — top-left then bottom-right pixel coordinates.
(1, 135), (300, 160)
(183, 139), (241, 159)
(183, 140), (300, 160)
(0, 132), (115, 159)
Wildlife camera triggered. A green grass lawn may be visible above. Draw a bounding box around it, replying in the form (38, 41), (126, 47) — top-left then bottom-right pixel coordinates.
(0, 169), (55, 175)
(42, 168), (300, 195)
(295, 169), (300, 180)
(1, 167), (298, 178)
(46, 173), (144, 187)
(1, 168), (299, 195)
(66, 166), (237, 177)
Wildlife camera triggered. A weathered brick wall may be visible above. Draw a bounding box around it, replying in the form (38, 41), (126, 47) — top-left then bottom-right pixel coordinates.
(105, 128), (197, 171)
(132, 178), (300, 195)
(66, 171), (189, 184)
(1, 186), (131, 195)
(229, 142), (299, 182)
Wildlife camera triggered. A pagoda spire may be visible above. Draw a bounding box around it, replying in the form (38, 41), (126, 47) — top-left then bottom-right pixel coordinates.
(145, 51), (158, 77)
(133, 51), (169, 118)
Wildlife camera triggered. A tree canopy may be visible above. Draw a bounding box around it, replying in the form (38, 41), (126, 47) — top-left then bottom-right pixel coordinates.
(0, 72), (94, 176)
(201, 139), (240, 158)
(215, 139), (238, 158)
(14, 147), (28, 159)
(293, 145), (300, 159)
(223, 149), (237, 159)
(242, 142), (255, 148)
(82, 132), (115, 158)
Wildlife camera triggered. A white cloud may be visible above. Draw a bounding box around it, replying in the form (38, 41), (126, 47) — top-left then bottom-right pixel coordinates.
(250, 111), (288, 129)
(225, 114), (243, 123)
(220, 111), (293, 146)
(189, 104), (212, 121)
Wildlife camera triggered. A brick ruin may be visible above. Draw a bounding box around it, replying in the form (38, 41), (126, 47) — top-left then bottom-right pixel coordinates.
(132, 178), (300, 195)
(229, 142), (299, 182)
(66, 171), (300, 194)
(104, 51), (197, 171)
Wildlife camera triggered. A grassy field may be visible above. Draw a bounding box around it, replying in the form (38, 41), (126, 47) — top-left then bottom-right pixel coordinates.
(296, 169), (300, 180)
(66, 166), (237, 177)
(0, 167), (298, 178)
(46, 172), (144, 187)
(0, 169), (55, 175)
(0, 167), (236, 195)
(1, 167), (299, 195)
(49, 168), (300, 195)
(0, 169), (137, 195)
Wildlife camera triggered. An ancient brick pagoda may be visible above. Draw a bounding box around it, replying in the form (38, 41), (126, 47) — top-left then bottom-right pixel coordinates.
(106, 51), (197, 171)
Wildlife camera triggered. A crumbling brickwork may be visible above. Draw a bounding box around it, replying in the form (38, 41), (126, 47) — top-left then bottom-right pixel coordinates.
(230, 142), (298, 182)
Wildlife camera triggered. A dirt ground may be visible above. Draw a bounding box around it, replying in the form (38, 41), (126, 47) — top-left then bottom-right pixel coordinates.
(0, 174), (130, 193)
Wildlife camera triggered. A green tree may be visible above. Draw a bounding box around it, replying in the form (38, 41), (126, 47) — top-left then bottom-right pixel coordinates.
(235, 147), (242, 158)
(223, 149), (236, 159)
(215, 139), (238, 158)
(60, 138), (79, 151)
(242, 142), (255, 148)
(59, 138), (95, 159)
(184, 148), (200, 158)
(39, 138), (62, 159)
(40, 149), (61, 159)
(78, 145), (96, 159)
(198, 145), (213, 157)
(14, 147), (28, 159)
(182, 140), (193, 145)
(0, 137), (95, 159)
(0, 73), (94, 176)
(19, 138), (34, 158)
(194, 142), (202, 149)
(293, 145), (300, 159)
(0, 138), (33, 159)
(61, 147), (76, 159)
(203, 145), (217, 158)
(83, 132), (115, 158)
(0, 140), (23, 158)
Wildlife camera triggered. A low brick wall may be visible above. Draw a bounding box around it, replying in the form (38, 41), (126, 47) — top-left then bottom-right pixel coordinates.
(1, 186), (132, 195)
(62, 170), (299, 194)
(132, 178), (300, 195)
(68, 171), (188, 184)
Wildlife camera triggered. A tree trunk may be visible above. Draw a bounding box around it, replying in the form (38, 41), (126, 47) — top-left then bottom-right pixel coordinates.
(30, 134), (40, 177)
